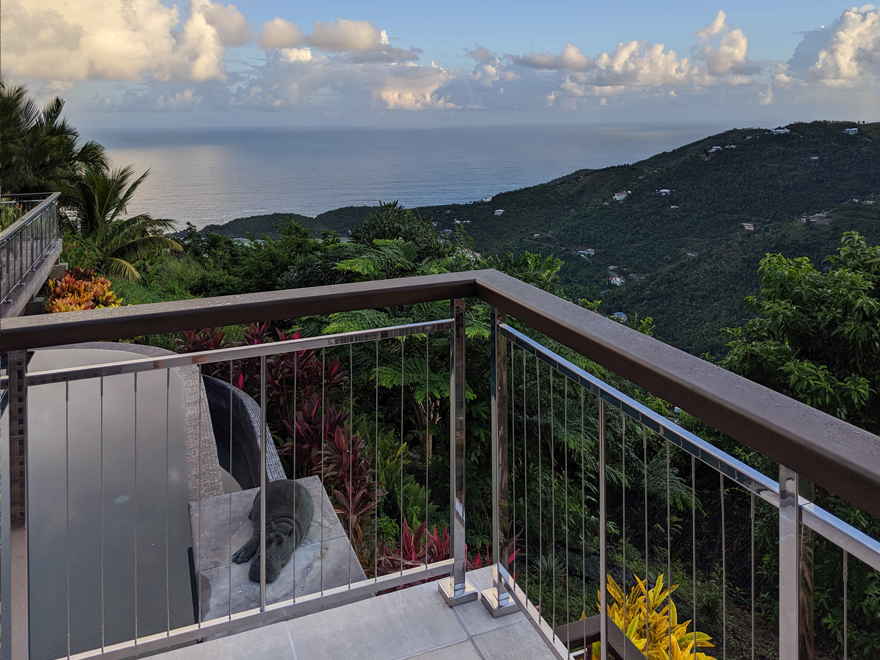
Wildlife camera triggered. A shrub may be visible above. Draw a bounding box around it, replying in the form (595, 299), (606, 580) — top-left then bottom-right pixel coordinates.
(590, 574), (716, 660)
(46, 268), (121, 312)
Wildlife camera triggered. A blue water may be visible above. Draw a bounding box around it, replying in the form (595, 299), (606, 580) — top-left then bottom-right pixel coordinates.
(89, 123), (731, 229)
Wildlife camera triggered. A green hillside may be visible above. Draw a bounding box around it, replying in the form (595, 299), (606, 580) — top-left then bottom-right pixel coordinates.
(199, 206), (378, 238)
(412, 120), (880, 353)
(212, 120), (880, 355)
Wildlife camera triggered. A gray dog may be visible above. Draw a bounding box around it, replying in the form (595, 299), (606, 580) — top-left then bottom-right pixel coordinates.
(232, 479), (314, 583)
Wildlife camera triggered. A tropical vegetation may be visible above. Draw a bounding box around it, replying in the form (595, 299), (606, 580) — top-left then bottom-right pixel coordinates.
(0, 77), (107, 204)
(74, 165), (181, 280)
(590, 574), (715, 660)
(45, 268), (121, 312)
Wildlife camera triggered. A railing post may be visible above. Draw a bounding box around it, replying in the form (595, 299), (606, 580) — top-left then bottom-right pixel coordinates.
(779, 465), (800, 659)
(482, 308), (517, 616)
(3, 350), (30, 660)
(439, 299), (477, 605)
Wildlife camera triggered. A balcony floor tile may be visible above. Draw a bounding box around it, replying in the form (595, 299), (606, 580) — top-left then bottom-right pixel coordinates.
(147, 567), (556, 660)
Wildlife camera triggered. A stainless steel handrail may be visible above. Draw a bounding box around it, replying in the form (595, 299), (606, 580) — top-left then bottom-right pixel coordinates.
(0, 192), (61, 306)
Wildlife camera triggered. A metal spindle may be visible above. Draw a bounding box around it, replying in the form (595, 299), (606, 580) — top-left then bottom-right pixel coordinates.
(100, 376), (106, 650)
(620, 411), (626, 660)
(524, 350), (529, 597)
(581, 389), (587, 654)
(510, 341), (516, 583)
(293, 352), (298, 601)
(721, 473), (727, 660)
(538, 359), (543, 617)
(374, 342), (379, 583)
(667, 440), (672, 658)
(259, 355), (267, 609)
(550, 369), (556, 633)
(751, 492), (755, 660)
(350, 344), (355, 586)
(228, 361), (234, 617)
(166, 370), (172, 634)
(564, 379), (569, 646)
(842, 550), (848, 660)
(66, 381), (71, 658)
(400, 339), (405, 577)
(642, 426), (649, 658)
(424, 334), (429, 572)
(320, 348), (326, 594)
(693, 456), (697, 660)
(598, 398), (608, 659)
(134, 373), (139, 643)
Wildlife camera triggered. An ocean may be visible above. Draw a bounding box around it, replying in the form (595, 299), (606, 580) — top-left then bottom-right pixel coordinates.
(90, 123), (732, 230)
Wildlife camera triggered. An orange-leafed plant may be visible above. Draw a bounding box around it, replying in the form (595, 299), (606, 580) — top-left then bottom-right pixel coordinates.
(46, 268), (121, 313)
(590, 574), (715, 660)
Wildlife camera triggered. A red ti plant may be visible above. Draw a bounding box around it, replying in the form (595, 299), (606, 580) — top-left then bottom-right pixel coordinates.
(313, 424), (386, 546)
(278, 394), (349, 475)
(176, 328), (228, 379)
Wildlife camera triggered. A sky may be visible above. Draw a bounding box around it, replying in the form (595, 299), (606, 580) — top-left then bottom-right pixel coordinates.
(5, 1), (880, 128)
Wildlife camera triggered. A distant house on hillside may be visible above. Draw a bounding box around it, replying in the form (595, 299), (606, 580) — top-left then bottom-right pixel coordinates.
(687, 252), (699, 257)
(612, 312), (628, 322)
(770, 128), (790, 135)
(609, 276), (626, 286)
(657, 189), (672, 196)
(742, 222), (756, 231)
(613, 191), (631, 201)
(494, 209), (504, 216)
(845, 127), (859, 135)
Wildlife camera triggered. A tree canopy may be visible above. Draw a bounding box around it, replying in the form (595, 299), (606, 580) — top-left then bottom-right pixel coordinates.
(720, 231), (880, 432)
(0, 78), (107, 204)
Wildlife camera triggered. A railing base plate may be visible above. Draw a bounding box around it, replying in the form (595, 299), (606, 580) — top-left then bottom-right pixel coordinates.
(437, 577), (478, 606)
(480, 587), (519, 617)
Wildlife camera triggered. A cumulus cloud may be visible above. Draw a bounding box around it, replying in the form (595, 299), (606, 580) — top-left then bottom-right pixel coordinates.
(259, 18), (304, 50)
(258, 18), (420, 62)
(372, 64), (458, 110)
(1, 0), (250, 82)
(808, 6), (880, 80)
(694, 10), (759, 76)
(465, 45), (520, 87)
(509, 35), (699, 92)
(511, 42), (592, 71)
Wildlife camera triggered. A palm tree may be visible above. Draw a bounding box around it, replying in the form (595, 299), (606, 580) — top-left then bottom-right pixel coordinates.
(77, 166), (181, 281)
(0, 77), (107, 204)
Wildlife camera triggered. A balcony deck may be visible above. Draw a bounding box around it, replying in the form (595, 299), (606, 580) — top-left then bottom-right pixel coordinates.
(152, 567), (555, 660)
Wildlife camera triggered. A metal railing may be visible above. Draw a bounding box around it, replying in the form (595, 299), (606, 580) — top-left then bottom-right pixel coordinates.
(2, 270), (879, 660)
(0, 192), (61, 309)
